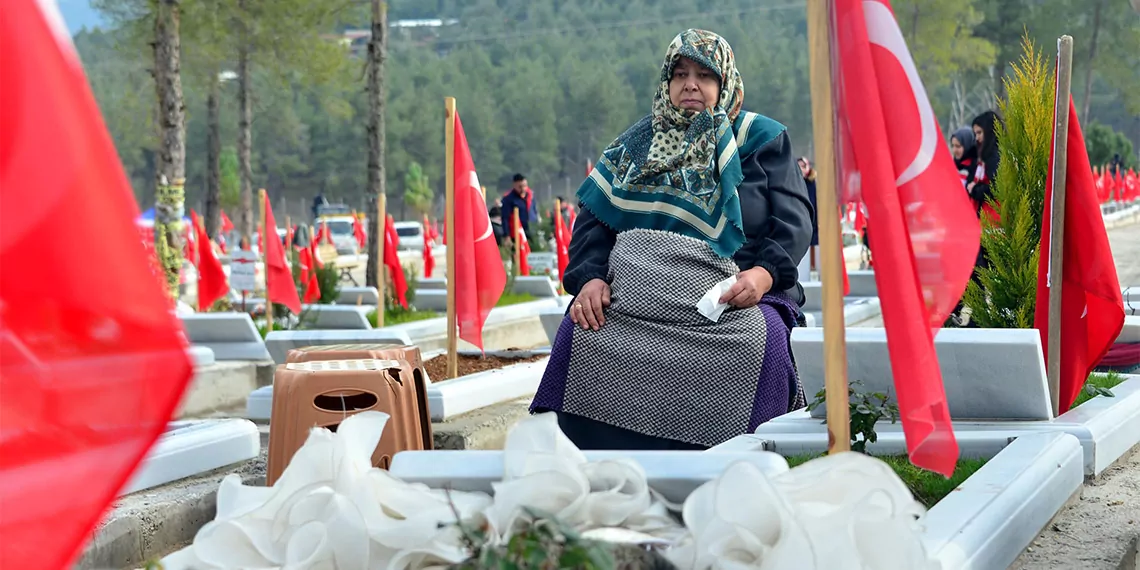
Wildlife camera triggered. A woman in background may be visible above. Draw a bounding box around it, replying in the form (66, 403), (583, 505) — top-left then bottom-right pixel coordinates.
(950, 127), (977, 188)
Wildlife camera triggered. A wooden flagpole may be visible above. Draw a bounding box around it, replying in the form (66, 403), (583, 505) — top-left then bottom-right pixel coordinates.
(807, 0), (850, 453)
(1046, 35), (1074, 417)
(376, 193), (387, 327)
(445, 97), (458, 380)
(259, 189), (273, 334)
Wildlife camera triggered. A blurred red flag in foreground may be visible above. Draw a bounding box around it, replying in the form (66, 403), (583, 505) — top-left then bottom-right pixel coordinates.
(1034, 96), (1123, 413)
(0, 1), (193, 567)
(832, 0), (980, 476)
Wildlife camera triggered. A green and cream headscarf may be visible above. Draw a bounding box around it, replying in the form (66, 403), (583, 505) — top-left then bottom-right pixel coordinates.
(578, 29), (757, 258)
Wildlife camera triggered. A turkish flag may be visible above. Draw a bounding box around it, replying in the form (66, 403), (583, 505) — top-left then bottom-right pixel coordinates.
(554, 207), (569, 288)
(353, 213), (367, 249)
(832, 0), (980, 476)
(451, 110), (507, 349)
(384, 214), (409, 309)
(0, 1), (194, 567)
(261, 193), (301, 314)
(423, 214), (436, 279)
(512, 210), (531, 276)
(1034, 96), (1124, 413)
(220, 210), (235, 233)
(191, 210), (229, 311)
(297, 245), (321, 304)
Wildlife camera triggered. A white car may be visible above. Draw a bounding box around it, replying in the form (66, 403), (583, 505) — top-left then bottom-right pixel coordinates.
(316, 216), (359, 255)
(393, 221), (424, 251)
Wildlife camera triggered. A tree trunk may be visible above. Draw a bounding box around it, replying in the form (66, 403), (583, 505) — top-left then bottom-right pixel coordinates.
(205, 71), (222, 239)
(365, 0), (388, 289)
(1081, 0), (1103, 120)
(153, 0), (187, 301)
(237, 0), (254, 242)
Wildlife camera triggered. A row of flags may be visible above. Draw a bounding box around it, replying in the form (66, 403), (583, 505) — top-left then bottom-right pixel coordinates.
(1094, 166), (1139, 203)
(0, 0), (1128, 566)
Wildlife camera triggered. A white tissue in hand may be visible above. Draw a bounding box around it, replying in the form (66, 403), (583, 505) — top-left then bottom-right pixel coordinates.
(696, 275), (737, 322)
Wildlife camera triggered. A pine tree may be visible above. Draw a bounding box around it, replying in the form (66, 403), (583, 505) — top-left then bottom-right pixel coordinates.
(961, 36), (1053, 328)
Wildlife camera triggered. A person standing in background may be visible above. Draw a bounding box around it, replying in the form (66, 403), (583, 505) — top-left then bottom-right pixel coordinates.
(951, 126), (977, 188)
(501, 173), (538, 239)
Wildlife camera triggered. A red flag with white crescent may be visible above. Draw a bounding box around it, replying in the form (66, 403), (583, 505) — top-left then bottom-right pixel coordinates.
(1034, 90), (1124, 413)
(451, 110), (506, 349)
(832, 0), (980, 476)
(0, 1), (194, 566)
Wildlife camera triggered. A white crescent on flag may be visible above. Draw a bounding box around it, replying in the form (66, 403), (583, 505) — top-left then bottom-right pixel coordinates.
(468, 171), (493, 242)
(863, 0), (937, 188)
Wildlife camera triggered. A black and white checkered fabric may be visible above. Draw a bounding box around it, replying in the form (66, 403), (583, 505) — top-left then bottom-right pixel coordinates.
(561, 229), (768, 446)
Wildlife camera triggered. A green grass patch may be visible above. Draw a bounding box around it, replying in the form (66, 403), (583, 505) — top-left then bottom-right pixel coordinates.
(1071, 372), (1125, 409)
(496, 292), (537, 307)
(367, 308), (440, 327)
(785, 454), (987, 508)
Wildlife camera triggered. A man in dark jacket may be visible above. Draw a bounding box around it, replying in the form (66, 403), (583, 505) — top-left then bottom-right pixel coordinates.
(500, 173), (538, 239)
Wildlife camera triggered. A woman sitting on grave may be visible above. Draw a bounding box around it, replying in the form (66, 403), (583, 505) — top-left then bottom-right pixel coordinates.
(530, 29), (814, 451)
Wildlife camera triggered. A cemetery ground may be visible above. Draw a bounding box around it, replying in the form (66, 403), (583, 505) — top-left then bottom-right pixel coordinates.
(77, 223), (1140, 569)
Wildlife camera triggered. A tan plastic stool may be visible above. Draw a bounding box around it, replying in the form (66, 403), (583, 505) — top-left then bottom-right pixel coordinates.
(286, 343), (425, 373)
(284, 344), (432, 453)
(266, 358), (429, 485)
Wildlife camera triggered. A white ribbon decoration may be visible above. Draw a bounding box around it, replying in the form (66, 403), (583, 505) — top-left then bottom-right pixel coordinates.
(163, 411), (939, 570)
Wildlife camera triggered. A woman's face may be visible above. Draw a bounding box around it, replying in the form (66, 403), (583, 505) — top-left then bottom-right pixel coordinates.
(950, 137), (964, 160)
(669, 57), (720, 112)
(973, 125), (985, 147)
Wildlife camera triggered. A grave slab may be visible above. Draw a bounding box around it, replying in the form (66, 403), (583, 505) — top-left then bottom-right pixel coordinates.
(794, 327), (1052, 420)
(391, 448), (789, 505)
(180, 312), (272, 361)
(386, 297), (568, 353)
(923, 432), (1083, 570)
(414, 289), (448, 312)
(188, 345), (215, 367)
(511, 275), (559, 298)
(802, 297), (881, 328)
(428, 357), (548, 421)
(710, 431), (1085, 570)
(417, 277), (447, 291)
(526, 251), (557, 269)
(336, 286), (380, 305)
(750, 376), (1140, 477)
(121, 419), (260, 495)
(74, 450), (267, 570)
(539, 306), (565, 344)
(1118, 314), (1139, 343)
(846, 269), (877, 297)
(264, 329), (413, 364)
(176, 361), (262, 419)
(299, 304), (373, 330)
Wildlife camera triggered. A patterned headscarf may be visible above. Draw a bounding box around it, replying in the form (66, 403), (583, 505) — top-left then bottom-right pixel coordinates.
(577, 29), (751, 258)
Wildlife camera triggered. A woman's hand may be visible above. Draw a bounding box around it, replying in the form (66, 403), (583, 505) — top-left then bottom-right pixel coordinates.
(571, 278), (611, 330)
(719, 266), (774, 308)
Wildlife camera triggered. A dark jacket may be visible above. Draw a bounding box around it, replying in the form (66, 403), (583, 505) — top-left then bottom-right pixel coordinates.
(563, 130), (815, 306)
(500, 189), (537, 233)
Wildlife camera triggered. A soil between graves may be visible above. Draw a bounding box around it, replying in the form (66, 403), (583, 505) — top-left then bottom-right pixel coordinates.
(424, 354), (546, 382)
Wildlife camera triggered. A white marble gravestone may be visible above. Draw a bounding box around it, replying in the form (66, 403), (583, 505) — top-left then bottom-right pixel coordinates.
(180, 312), (272, 361)
(793, 327), (1052, 420)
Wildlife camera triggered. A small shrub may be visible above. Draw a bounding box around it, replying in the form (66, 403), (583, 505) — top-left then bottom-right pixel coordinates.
(962, 35), (1053, 328)
(315, 262), (340, 304)
(806, 380), (899, 454)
